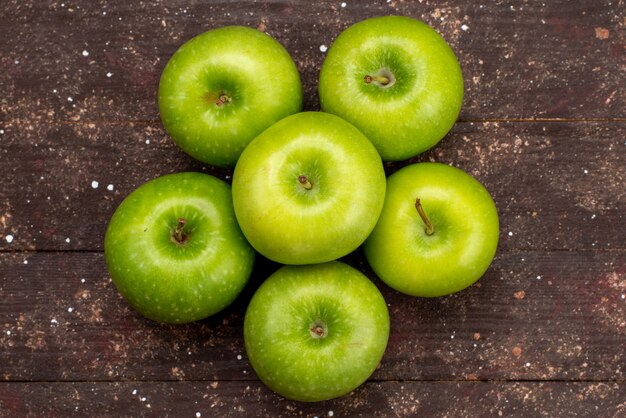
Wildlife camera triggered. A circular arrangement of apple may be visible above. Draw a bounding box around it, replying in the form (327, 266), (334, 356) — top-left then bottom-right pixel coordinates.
(104, 16), (499, 402)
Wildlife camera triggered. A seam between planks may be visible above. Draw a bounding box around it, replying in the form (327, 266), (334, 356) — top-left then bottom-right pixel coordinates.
(1, 118), (625, 127)
(1, 378), (624, 384)
(1, 248), (625, 255)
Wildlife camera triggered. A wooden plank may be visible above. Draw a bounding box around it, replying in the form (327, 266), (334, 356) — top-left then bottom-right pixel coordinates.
(1, 381), (625, 417)
(0, 0), (623, 123)
(1, 250), (624, 382)
(1, 121), (623, 252)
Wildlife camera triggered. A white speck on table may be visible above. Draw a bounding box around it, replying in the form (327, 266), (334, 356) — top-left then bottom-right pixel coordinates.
(5, 235), (13, 243)
(107, 184), (114, 191)
(319, 45), (328, 52)
(508, 232), (513, 237)
(461, 24), (469, 31)
(82, 50), (89, 57)
(107, 72), (113, 77)
(91, 180), (99, 189)
(65, 238), (71, 243)
(340, 2), (346, 7)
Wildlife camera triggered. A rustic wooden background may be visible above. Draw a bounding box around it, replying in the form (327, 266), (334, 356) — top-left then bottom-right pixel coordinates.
(1, 0), (624, 416)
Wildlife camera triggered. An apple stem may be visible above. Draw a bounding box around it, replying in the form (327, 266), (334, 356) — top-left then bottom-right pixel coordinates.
(312, 326), (324, 336)
(309, 320), (328, 339)
(215, 94), (232, 107)
(172, 217), (188, 244)
(298, 175), (313, 190)
(415, 198), (434, 236)
(364, 74), (390, 85)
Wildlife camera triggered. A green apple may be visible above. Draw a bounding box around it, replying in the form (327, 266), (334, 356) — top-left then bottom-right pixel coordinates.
(244, 261), (389, 401)
(104, 172), (255, 323)
(232, 112), (386, 265)
(158, 26), (302, 167)
(364, 163), (499, 297)
(319, 16), (463, 161)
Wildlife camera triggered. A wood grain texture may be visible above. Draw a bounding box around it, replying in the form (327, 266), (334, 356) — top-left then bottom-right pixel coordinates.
(1, 381), (625, 417)
(1, 250), (624, 382)
(0, 0), (623, 124)
(0, 121), (623, 251)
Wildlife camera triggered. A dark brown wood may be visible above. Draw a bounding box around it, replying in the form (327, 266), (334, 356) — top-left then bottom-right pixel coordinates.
(0, 0), (623, 124)
(0, 121), (623, 252)
(1, 0), (624, 415)
(1, 250), (624, 382)
(1, 381), (625, 417)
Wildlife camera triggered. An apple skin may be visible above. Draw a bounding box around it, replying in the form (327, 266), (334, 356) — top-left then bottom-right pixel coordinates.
(232, 112), (386, 265)
(159, 26), (302, 167)
(244, 261), (390, 402)
(319, 16), (463, 161)
(104, 172), (255, 323)
(364, 163), (499, 297)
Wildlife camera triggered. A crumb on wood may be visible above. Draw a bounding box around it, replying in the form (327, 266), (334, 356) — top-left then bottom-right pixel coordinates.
(594, 27), (609, 39)
(514, 290), (526, 300)
(25, 330), (47, 350)
(171, 367), (185, 380)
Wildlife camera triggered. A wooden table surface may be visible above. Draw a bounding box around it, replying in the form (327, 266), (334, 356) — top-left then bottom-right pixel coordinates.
(1, 1), (624, 416)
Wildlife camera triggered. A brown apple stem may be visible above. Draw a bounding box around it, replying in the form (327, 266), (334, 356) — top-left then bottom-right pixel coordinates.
(298, 175), (313, 190)
(312, 326), (325, 336)
(215, 94), (232, 106)
(415, 198), (434, 236)
(172, 217), (188, 244)
(364, 74), (390, 85)
(309, 320), (328, 339)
